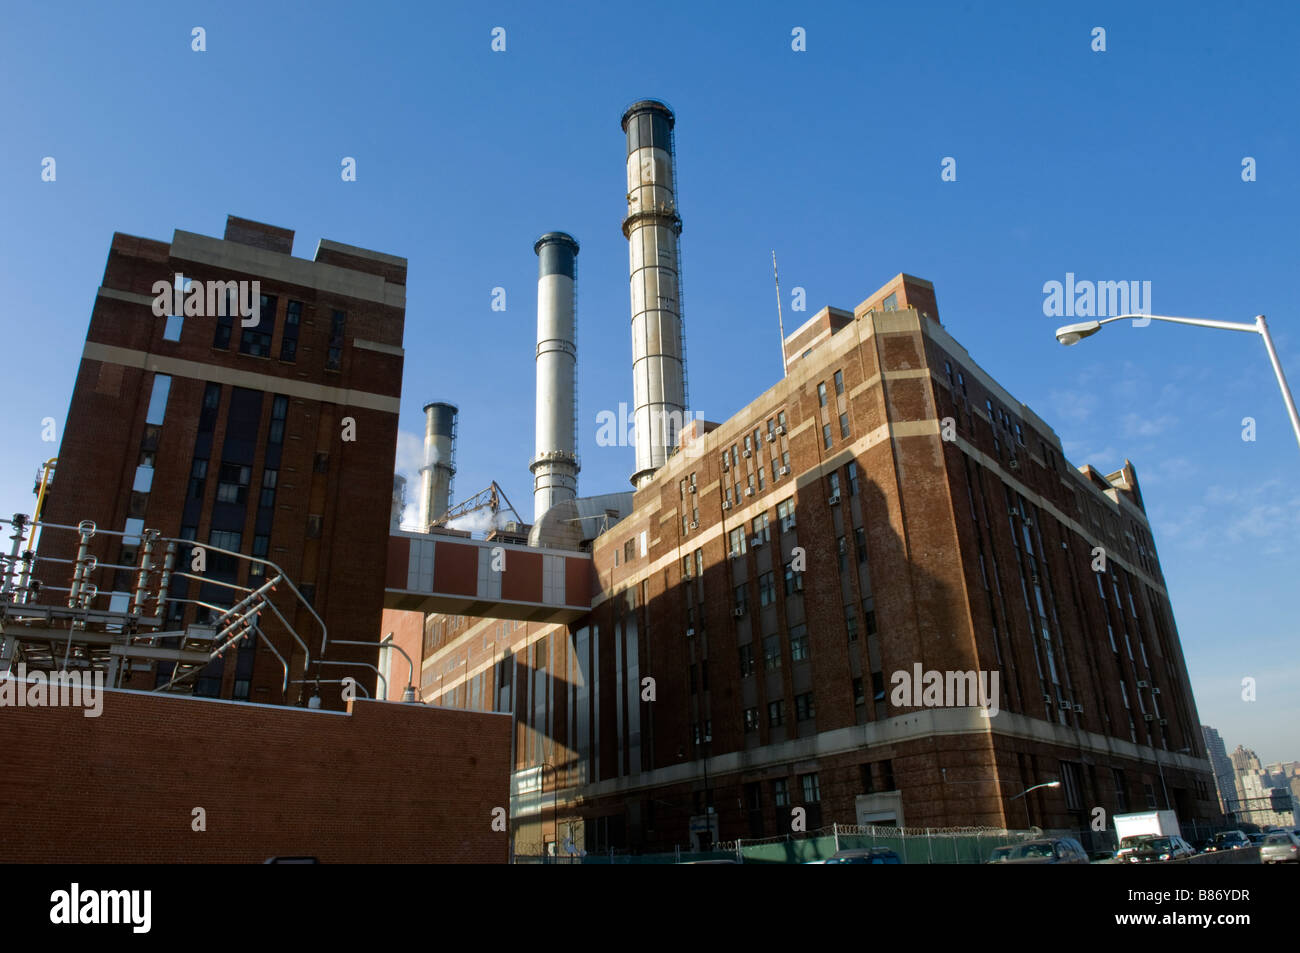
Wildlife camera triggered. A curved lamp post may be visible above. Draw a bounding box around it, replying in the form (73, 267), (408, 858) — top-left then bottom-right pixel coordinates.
(1055, 313), (1300, 451)
(1010, 780), (1061, 830)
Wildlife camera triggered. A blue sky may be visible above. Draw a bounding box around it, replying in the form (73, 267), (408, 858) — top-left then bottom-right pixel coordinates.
(2, 1), (1297, 763)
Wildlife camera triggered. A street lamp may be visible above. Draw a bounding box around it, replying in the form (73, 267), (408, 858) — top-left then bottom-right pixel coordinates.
(1010, 780), (1061, 830)
(1055, 313), (1300, 451)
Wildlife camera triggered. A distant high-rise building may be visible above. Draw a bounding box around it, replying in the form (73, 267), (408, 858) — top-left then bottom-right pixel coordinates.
(1202, 726), (1237, 814)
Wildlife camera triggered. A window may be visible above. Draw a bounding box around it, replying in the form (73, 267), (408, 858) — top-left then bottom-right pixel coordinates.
(739, 644), (755, 677)
(839, 413), (850, 439)
(744, 707), (760, 732)
(306, 514), (323, 539)
(776, 497), (796, 532)
(864, 608), (878, 636)
(728, 527), (747, 558)
(790, 625), (809, 662)
(682, 555), (693, 580)
(822, 424), (832, 449)
(733, 583), (747, 613)
(881, 293), (898, 311)
(163, 313), (183, 342)
(817, 382), (828, 407)
(801, 773), (821, 802)
(828, 472), (841, 498)
(855, 527), (868, 564)
(768, 699), (784, 727)
(758, 571), (775, 607)
(259, 468), (278, 508)
(216, 463), (251, 504)
(763, 634), (782, 670)
(694, 549), (703, 578)
(795, 693), (815, 721)
(314, 452), (330, 474)
(269, 395), (288, 444)
(240, 294), (277, 357)
(853, 677), (865, 706)
(837, 535), (847, 573)
(624, 538), (635, 563)
(188, 458), (208, 500)
(847, 461), (860, 496)
(280, 300), (302, 361)
(1144, 783), (1157, 809)
(145, 374), (172, 426)
(846, 613), (858, 642)
(784, 562), (803, 596)
(326, 309), (346, 370)
(773, 778), (790, 807)
(213, 290), (234, 349)
(834, 370), (844, 395)
(752, 512), (770, 543)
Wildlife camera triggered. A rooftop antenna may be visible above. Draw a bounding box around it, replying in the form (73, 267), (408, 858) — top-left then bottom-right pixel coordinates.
(772, 250), (788, 377)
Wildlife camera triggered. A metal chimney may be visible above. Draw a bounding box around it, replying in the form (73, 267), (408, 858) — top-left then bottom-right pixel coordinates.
(622, 99), (687, 488)
(419, 401), (457, 529)
(531, 232), (581, 522)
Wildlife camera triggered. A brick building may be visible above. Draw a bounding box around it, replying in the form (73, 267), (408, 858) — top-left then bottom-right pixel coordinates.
(410, 274), (1217, 855)
(31, 216), (405, 705)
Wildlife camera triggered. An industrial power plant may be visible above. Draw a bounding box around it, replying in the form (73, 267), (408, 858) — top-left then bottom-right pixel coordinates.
(0, 96), (1221, 864)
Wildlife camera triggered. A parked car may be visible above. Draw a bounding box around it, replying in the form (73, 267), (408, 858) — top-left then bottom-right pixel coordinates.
(1116, 835), (1157, 862)
(1124, 835), (1196, 863)
(1260, 831), (1300, 864)
(1247, 832), (1268, 845)
(1203, 830), (1251, 853)
(822, 847), (903, 864)
(999, 838), (1090, 865)
(986, 846), (1014, 864)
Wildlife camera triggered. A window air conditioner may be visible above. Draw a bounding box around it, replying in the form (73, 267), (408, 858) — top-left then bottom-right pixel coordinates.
(775, 425), (786, 435)
(778, 466), (790, 476)
(828, 494), (841, 505)
(732, 607), (744, 618)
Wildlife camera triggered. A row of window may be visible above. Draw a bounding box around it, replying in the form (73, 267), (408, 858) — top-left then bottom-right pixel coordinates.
(166, 277), (346, 373)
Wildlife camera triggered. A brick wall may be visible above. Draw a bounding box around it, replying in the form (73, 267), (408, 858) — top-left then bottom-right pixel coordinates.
(0, 690), (509, 863)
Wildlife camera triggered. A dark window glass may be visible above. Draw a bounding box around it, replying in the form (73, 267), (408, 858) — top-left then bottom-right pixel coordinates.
(239, 294), (277, 357)
(280, 300), (302, 362)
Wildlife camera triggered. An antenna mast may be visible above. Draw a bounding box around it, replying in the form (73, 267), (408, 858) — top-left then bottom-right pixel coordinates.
(772, 250), (788, 377)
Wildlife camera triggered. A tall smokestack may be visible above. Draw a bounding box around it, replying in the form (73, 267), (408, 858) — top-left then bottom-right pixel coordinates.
(419, 401), (457, 529)
(531, 232), (580, 522)
(622, 99), (687, 488)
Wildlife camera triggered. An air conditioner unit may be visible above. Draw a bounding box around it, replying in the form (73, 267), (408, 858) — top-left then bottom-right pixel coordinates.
(751, 536), (762, 547)
(1151, 687), (1161, 695)
(745, 488), (754, 497)
(794, 577), (804, 592)
(778, 466), (790, 476)
(686, 627), (695, 637)
(722, 501), (731, 510)
(1073, 703), (1084, 713)
(828, 494), (841, 505)
(1043, 695), (1053, 705)
(1137, 680), (1149, 689)
(689, 485), (697, 493)
(732, 607), (744, 618)
(775, 425), (786, 435)
(1143, 713), (1154, 722)
(1008, 459), (1020, 471)
(766, 433), (775, 442)
(1158, 718), (1168, 726)
(721, 462), (729, 472)
(689, 521), (698, 529)
(743, 449), (752, 458)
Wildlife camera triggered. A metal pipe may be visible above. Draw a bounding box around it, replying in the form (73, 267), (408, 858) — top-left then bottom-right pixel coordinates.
(154, 541), (176, 621)
(66, 521), (95, 608)
(1255, 314), (1300, 452)
(314, 659), (387, 700)
(337, 636), (415, 701)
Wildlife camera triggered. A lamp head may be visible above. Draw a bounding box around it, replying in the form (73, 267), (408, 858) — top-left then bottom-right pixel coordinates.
(1055, 320), (1102, 346)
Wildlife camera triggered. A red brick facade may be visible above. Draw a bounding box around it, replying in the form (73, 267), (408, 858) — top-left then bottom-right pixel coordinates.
(0, 690), (509, 863)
